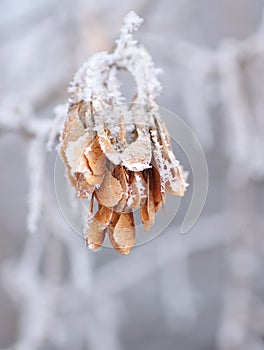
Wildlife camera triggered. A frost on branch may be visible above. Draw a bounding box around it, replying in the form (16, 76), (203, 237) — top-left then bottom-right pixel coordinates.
(58, 11), (187, 255)
(46, 104), (68, 152)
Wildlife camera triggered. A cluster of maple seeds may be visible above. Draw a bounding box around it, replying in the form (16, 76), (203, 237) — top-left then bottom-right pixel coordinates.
(59, 12), (187, 255)
(60, 101), (186, 255)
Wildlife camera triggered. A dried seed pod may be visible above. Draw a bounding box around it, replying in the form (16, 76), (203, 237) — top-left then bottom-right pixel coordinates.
(62, 103), (85, 145)
(140, 172), (155, 231)
(84, 136), (106, 176)
(127, 171), (147, 210)
(121, 132), (152, 171)
(98, 130), (121, 165)
(84, 173), (104, 186)
(113, 166), (129, 213)
(165, 166), (186, 196)
(60, 103), (85, 187)
(108, 211), (136, 255)
(95, 171), (123, 207)
(149, 165), (163, 212)
(76, 153), (91, 174)
(76, 173), (94, 198)
(86, 206), (113, 249)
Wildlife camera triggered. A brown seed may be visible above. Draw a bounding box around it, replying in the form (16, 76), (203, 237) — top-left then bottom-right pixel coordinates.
(127, 171), (146, 210)
(113, 166), (129, 212)
(165, 167), (186, 196)
(108, 211), (135, 255)
(98, 130), (121, 165)
(95, 171), (123, 207)
(122, 135), (152, 171)
(61, 103), (85, 144)
(76, 173), (94, 198)
(149, 166), (163, 212)
(84, 136), (106, 176)
(85, 206), (113, 250)
(140, 173), (155, 231)
(60, 103), (86, 187)
(84, 172), (104, 186)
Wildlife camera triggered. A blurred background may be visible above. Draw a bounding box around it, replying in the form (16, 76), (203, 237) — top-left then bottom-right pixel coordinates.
(1, 0), (264, 349)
